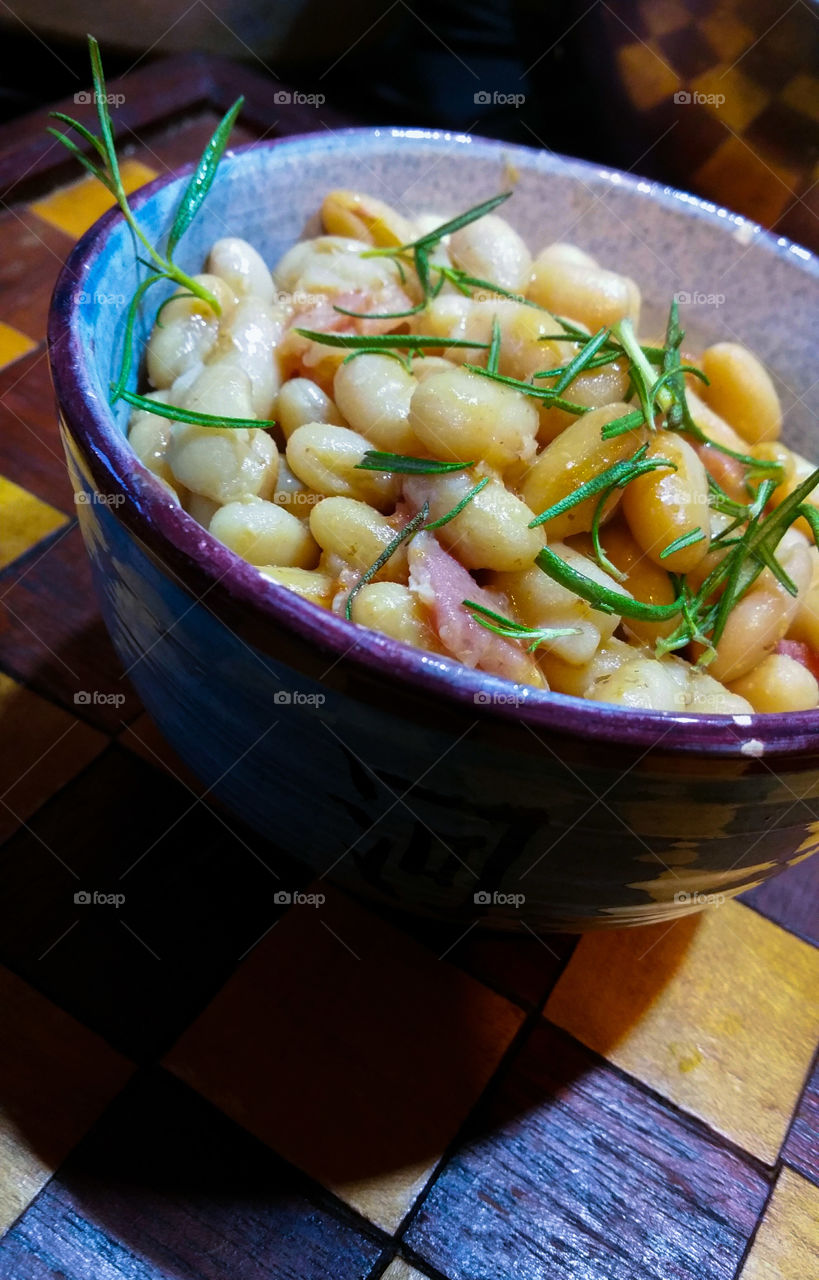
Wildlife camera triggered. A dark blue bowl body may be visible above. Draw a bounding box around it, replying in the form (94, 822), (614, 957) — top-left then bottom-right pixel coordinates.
(50, 131), (819, 930)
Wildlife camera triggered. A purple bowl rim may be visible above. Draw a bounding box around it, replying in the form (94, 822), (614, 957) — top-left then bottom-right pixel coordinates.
(48, 125), (819, 758)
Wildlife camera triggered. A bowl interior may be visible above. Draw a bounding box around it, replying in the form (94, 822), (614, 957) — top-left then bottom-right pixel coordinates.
(54, 128), (819, 754)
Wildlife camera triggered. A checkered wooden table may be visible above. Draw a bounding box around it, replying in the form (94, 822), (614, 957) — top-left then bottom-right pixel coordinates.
(0, 54), (817, 1280)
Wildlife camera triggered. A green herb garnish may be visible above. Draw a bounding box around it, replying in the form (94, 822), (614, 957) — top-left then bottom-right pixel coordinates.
(344, 505), (429, 621)
(528, 444), (673, 529)
(118, 388), (273, 430)
(462, 600), (580, 652)
(355, 452), (474, 475)
(50, 36), (251, 429)
(424, 477), (491, 529)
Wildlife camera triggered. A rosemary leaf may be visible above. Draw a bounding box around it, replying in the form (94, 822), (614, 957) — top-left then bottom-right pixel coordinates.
(167, 97), (244, 257)
(424, 477), (491, 529)
(345, 504), (429, 620)
(355, 452), (474, 475)
(118, 388), (274, 430)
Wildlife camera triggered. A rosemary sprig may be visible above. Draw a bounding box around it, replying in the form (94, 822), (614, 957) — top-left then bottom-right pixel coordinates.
(535, 546), (685, 622)
(118, 388), (273, 430)
(462, 601), (580, 652)
(545, 326), (611, 395)
(344, 478), (491, 616)
(659, 528), (707, 561)
(487, 316), (502, 375)
(344, 505), (429, 621)
(424, 477), (491, 529)
(355, 452), (474, 475)
(461, 363), (590, 414)
(294, 329), (490, 352)
(50, 36), (244, 412)
(362, 192), (512, 261)
(527, 444), (673, 529)
(50, 39), (238, 319)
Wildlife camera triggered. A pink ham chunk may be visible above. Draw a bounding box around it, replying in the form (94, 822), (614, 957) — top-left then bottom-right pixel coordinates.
(408, 531), (544, 686)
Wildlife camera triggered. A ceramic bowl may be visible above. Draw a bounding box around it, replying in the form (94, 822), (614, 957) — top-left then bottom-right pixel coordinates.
(48, 128), (819, 931)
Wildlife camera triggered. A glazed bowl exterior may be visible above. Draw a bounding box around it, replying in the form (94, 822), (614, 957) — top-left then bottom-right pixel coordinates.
(49, 129), (819, 931)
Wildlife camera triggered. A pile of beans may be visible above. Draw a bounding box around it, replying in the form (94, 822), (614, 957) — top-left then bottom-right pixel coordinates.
(128, 191), (819, 714)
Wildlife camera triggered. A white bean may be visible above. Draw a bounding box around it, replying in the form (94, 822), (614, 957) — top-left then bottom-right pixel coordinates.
(258, 565), (334, 607)
(209, 496), (317, 567)
(333, 354), (419, 452)
(729, 654), (818, 713)
(146, 275), (232, 389)
(276, 378), (345, 439)
(449, 214), (532, 293)
(206, 296), (284, 418)
(286, 423), (399, 508)
(409, 366), (539, 471)
(351, 581), (441, 650)
(168, 365), (278, 502)
(208, 237), (274, 302)
(309, 497), (407, 580)
(405, 472), (543, 572)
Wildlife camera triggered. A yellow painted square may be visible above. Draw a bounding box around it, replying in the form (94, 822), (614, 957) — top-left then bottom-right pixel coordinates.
(700, 13), (754, 63)
(0, 966), (132, 1232)
(781, 74), (819, 126)
(0, 475), (69, 571)
(641, 0), (689, 39)
(31, 158), (158, 239)
(544, 902), (819, 1164)
(616, 41), (680, 113)
(0, 322), (36, 370)
(694, 135), (798, 227)
(691, 65), (769, 131)
(739, 1167), (819, 1280)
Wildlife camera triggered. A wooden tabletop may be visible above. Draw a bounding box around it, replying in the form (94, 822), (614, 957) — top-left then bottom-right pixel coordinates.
(0, 54), (817, 1280)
